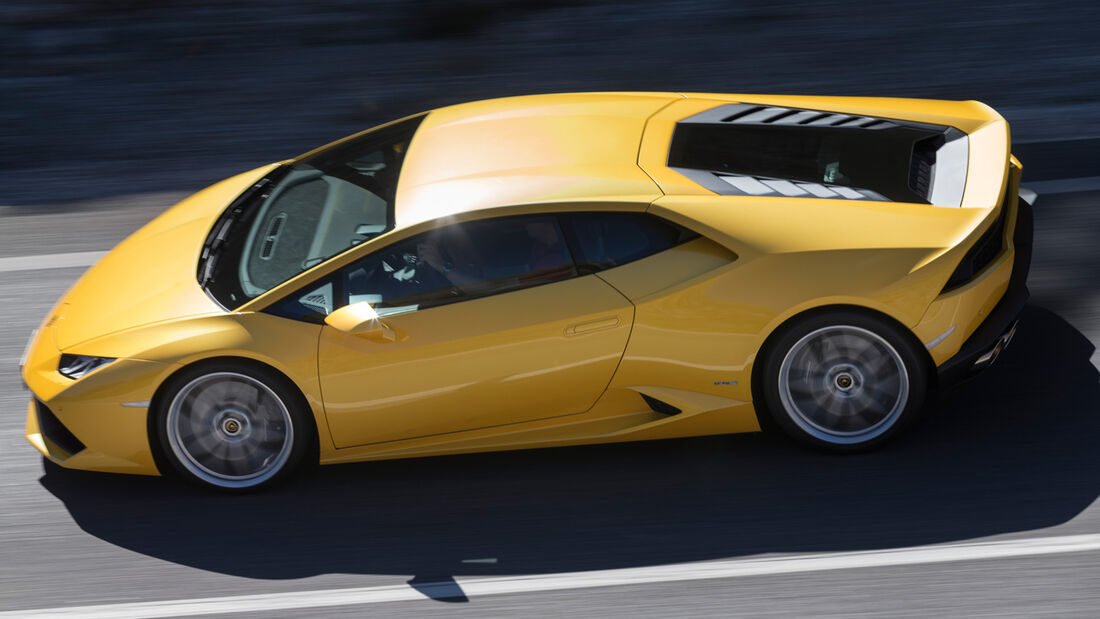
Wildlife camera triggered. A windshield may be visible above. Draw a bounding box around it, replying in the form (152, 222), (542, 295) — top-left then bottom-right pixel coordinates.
(200, 114), (424, 309)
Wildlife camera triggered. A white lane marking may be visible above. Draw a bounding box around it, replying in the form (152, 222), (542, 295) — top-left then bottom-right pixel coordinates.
(4, 533), (1099, 618)
(0, 251), (106, 273)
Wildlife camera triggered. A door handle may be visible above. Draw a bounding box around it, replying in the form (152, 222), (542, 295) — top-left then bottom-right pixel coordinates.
(564, 316), (620, 336)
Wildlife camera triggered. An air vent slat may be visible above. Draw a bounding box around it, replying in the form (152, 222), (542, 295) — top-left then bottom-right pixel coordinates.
(760, 179), (809, 197)
(779, 111), (826, 125)
(796, 183), (839, 198)
(833, 186), (865, 199)
(711, 174), (888, 202)
(738, 107), (792, 123)
(721, 106), (765, 122)
(764, 109), (800, 124)
(798, 113), (831, 125)
(719, 175), (772, 195)
(268, 214), (285, 236)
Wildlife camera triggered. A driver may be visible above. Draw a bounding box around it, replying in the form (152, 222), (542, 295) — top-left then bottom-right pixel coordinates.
(414, 235), (479, 289)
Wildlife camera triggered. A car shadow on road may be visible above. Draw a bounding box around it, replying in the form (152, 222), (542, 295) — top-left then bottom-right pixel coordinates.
(40, 304), (1100, 581)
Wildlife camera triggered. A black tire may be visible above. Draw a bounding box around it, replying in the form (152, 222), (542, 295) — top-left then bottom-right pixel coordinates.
(757, 310), (930, 452)
(153, 360), (312, 492)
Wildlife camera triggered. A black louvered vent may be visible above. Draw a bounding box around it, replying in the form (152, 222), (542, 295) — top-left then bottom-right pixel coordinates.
(714, 104), (899, 130)
(909, 135), (944, 199)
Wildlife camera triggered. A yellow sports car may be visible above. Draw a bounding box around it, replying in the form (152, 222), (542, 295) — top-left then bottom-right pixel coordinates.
(21, 93), (1032, 491)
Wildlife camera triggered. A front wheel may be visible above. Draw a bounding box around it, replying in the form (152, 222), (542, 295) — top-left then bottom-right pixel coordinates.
(154, 362), (311, 491)
(759, 311), (929, 451)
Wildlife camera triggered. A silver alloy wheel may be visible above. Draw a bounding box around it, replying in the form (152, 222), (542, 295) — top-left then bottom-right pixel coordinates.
(165, 371), (294, 488)
(777, 325), (909, 445)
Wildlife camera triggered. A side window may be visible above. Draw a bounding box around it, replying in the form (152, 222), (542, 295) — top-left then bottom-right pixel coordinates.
(560, 212), (699, 274)
(266, 214), (577, 322)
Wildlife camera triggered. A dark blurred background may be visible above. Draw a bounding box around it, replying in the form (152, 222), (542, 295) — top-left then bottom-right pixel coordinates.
(3, 0), (1099, 205)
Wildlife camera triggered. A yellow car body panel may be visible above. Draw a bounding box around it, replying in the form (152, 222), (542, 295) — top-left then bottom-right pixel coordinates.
(22, 92), (1026, 478)
(393, 92), (675, 226)
(50, 165), (280, 349)
(318, 273), (633, 447)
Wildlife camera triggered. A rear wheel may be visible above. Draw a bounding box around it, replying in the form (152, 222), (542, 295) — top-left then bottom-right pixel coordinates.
(155, 362), (310, 491)
(759, 311), (929, 451)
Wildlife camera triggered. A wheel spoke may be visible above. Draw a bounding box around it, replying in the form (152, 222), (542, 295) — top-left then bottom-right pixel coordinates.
(165, 371), (295, 489)
(778, 325), (910, 444)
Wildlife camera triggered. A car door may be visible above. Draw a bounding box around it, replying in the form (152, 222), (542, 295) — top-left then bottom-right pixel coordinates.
(286, 213), (634, 448)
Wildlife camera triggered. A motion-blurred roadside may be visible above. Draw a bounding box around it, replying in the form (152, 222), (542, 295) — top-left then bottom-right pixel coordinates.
(3, 0), (1099, 205)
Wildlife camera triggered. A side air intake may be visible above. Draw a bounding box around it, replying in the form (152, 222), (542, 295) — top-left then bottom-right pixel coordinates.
(641, 394), (681, 416)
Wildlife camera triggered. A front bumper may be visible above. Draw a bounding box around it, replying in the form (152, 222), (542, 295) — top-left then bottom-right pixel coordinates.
(26, 399), (86, 461)
(936, 192), (1033, 386)
(22, 325), (168, 476)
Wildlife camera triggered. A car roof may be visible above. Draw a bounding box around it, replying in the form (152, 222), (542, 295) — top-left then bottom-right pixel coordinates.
(392, 92), (681, 228)
(348, 92), (1006, 230)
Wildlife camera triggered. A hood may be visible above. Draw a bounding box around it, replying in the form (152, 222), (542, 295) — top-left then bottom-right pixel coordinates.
(53, 165), (279, 351)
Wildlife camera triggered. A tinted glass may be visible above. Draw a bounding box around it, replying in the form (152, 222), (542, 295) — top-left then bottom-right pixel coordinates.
(201, 115), (423, 310)
(560, 212), (698, 274)
(267, 214), (577, 322)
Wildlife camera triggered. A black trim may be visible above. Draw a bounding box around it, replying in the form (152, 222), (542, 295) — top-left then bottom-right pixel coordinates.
(641, 394), (681, 416)
(941, 187), (1011, 293)
(35, 400), (85, 458)
(197, 166), (292, 311)
(264, 211), (699, 324)
(936, 193), (1033, 387)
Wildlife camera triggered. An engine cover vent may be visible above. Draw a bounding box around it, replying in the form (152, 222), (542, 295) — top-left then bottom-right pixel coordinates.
(668, 103), (969, 206)
(708, 104), (902, 130)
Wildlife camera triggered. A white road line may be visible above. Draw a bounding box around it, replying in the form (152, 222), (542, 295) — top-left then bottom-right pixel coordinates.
(4, 533), (1099, 618)
(0, 251), (106, 273)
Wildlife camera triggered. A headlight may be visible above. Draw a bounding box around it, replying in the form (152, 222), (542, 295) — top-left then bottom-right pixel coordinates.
(58, 354), (115, 380)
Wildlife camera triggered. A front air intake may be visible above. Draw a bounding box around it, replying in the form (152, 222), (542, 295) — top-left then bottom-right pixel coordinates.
(35, 400), (85, 458)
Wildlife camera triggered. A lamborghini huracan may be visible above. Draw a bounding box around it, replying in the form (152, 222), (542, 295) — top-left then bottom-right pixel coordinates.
(21, 93), (1032, 490)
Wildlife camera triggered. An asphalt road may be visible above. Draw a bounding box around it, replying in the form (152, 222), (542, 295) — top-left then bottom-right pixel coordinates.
(0, 176), (1097, 616)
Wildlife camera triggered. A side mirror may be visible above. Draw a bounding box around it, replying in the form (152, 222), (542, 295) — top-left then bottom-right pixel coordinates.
(324, 302), (396, 342)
